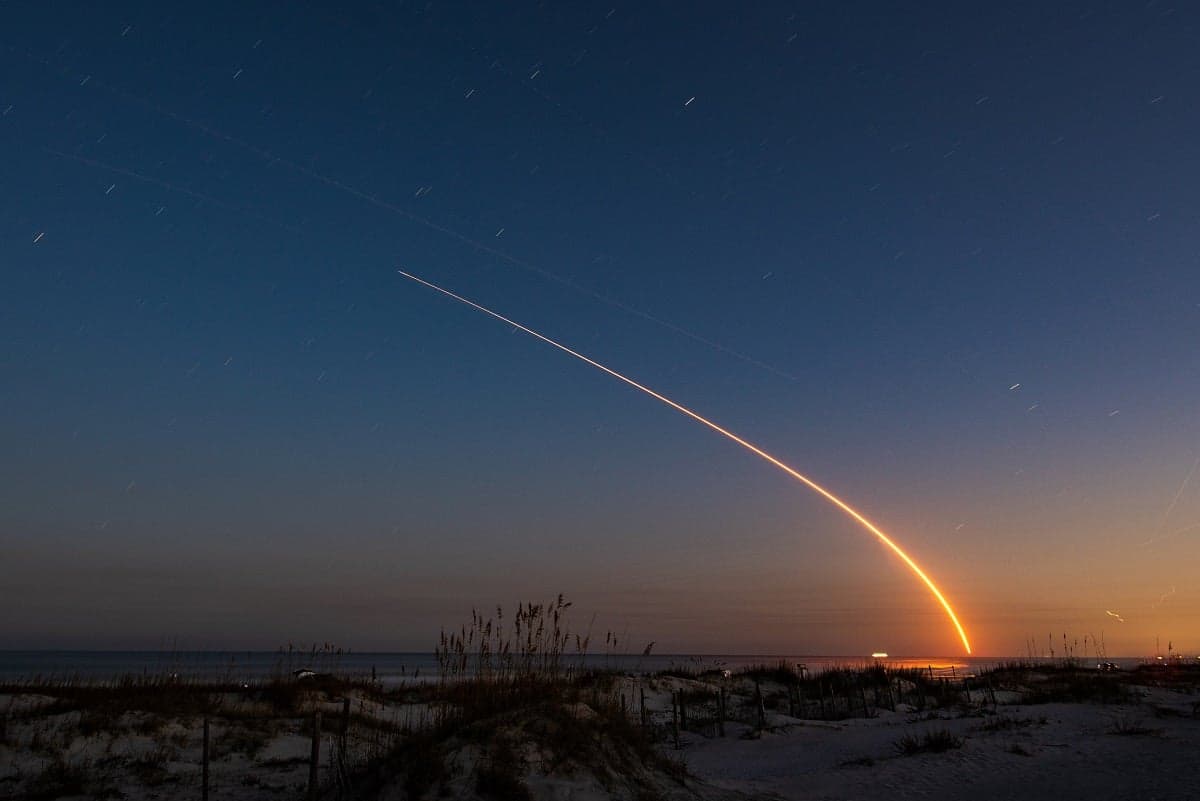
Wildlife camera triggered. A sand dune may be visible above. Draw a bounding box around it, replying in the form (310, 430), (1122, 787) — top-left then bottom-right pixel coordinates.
(3, 665), (1198, 800)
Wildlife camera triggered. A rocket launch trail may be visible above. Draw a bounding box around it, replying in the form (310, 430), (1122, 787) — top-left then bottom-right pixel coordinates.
(398, 270), (973, 655)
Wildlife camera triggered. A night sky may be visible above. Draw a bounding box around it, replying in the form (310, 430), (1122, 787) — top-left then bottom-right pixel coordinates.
(3, 1), (1199, 656)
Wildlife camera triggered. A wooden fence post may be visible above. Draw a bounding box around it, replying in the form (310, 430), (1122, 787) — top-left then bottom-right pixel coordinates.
(338, 697), (351, 791)
(201, 716), (210, 801)
(671, 691), (679, 749)
(308, 709), (322, 801)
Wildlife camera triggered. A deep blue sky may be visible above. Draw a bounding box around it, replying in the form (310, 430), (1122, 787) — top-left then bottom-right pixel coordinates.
(3, 1), (1199, 655)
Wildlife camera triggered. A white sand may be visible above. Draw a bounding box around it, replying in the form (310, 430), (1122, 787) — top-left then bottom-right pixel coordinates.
(3, 676), (1198, 800)
(676, 686), (1200, 801)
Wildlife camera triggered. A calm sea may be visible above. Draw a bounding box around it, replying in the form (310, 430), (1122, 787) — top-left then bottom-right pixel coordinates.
(0, 651), (1150, 684)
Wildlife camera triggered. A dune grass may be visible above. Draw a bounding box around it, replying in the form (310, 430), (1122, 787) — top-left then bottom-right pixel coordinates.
(895, 728), (963, 755)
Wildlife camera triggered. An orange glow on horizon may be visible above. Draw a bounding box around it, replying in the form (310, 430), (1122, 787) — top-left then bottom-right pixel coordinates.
(399, 270), (974, 655)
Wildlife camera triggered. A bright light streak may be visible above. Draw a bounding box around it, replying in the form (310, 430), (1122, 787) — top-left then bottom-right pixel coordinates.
(398, 270), (974, 655)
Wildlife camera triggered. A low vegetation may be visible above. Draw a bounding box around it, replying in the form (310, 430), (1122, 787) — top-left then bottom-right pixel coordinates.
(978, 714), (1046, 732)
(894, 729), (964, 756)
(2, 616), (1190, 799)
(350, 596), (691, 800)
(1107, 715), (1164, 737)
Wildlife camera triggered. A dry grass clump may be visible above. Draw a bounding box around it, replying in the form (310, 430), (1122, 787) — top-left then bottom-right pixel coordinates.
(23, 756), (93, 800)
(1, 652), (406, 801)
(1019, 671), (1133, 705)
(474, 736), (533, 801)
(979, 714), (1046, 732)
(1, 674), (220, 726)
(739, 661), (803, 686)
(1131, 661), (1200, 691)
(433, 595), (607, 726)
(437, 596), (582, 679)
(1107, 714), (1164, 737)
(730, 662), (955, 720)
(346, 597), (687, 801)
(894, 728), (963, 756)
(380, 705), (671, 801)
(1, 670), (382, 733)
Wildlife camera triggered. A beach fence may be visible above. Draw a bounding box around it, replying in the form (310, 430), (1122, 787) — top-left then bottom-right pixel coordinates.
(615, 664), (980, 743)
(194, 690), (384, 796)
(3, 660), (992, 797)
(0, 669), (444, 801)
(191, 690), (381, 800)
(194, 682), (435, 799)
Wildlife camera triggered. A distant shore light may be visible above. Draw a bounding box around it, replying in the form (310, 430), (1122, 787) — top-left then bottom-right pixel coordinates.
(871, 652), (889, 659)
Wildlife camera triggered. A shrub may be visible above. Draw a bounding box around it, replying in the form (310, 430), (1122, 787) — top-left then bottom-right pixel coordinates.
(26, 757), (90, 800)
(476, 738), (532, 801)
(1020, 672), (1133, 705)
(1108, 716), (1163, 737)
(895, 728), (963, 755)
(980, 714), (1044, 732)
(739, 661), (802, 686)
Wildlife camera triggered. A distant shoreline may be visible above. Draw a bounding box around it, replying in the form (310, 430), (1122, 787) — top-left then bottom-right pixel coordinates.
(0, 650), (1177, 684)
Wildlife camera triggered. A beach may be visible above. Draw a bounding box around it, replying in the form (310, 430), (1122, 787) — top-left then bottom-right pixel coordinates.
(683, 689), (1200, 800)
(3, 659), (1198, 800)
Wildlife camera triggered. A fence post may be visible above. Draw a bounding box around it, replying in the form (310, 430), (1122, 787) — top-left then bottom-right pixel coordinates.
(201, 716), (210, 801)
(717, 686), (726, 738)
(308, 709), (322, 801)
(671, 691), (679, 749)
(338, 697), (351, 792)
(639, 686), (647, 728)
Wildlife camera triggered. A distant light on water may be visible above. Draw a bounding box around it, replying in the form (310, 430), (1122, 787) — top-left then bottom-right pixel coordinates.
(871, 652), (888, 659)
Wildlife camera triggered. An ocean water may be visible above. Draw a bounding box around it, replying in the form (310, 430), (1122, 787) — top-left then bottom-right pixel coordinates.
(0, 651), (1152, 684)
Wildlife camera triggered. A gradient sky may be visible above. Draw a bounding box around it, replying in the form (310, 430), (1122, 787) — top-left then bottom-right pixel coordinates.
(3, 1), (1199, 656)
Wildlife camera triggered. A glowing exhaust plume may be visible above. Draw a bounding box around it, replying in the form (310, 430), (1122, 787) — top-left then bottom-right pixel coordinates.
(398, 270), (973, 655)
